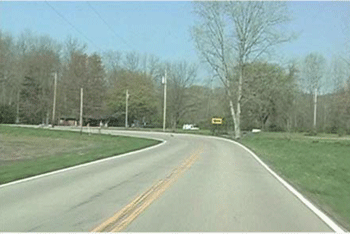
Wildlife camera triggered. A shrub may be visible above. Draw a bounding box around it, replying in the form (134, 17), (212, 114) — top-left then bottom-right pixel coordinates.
(337, 128), (346, 137)
(0, 105), (16, 124)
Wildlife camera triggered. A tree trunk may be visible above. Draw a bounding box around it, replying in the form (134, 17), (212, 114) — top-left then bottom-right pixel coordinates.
(235, 64), (243, 139)
(293, 99), (297, 130)
(227, 71), (240, 139)
(2, 76), (5, 105)
(173, 121), (177, 130)
(229, 99), (238, 137)
(46, 111), (49, 125)
(227, 87), (238, 138)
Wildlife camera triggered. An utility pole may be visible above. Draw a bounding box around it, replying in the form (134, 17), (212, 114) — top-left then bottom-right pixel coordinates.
(313, 87), (317, 132)
(16, 90), (20, 124)
(125, 89), (129, 128)
(162, 70), (167, 132)
(52, 72), (57, 127)
(80, 88), (83, 133)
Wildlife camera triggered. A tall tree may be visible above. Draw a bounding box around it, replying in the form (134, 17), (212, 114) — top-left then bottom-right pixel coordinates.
(105, 70), (158, 126)
(61, 51), (88, 119)
(0, 31), (15, 107)
(192, 1), (293, 138)
(240, 62), (296, 131)
(124, 51), (140, 72)
(167, 61), (197, 129)
(85, 53), (106, 118)
(302, 52), (326, 133)
(16, 33), (61, 124)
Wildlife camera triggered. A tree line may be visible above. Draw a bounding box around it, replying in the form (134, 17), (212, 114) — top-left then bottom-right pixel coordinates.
(0, 30), (201, 128)
(191, 1), (350, 137)
(1, 2), (349, 136)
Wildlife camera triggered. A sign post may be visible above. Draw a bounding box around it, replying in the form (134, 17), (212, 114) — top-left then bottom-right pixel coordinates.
(211, 117), (223, 136)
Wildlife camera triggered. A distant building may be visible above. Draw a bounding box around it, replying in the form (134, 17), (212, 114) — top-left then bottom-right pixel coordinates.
(59, 116), (77, 126)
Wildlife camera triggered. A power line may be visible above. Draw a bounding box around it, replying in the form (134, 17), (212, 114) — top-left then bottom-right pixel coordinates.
(86, 1), (135, 51)
(45, 1), (102, 51)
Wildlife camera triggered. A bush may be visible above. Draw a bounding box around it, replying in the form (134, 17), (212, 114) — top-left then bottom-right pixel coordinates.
(337, 128), (346, 137)
(304, 129), (317, 136)
(325, 126), (338, 134)
(268, 124), (284, 132)
(0, 105), (16, 124)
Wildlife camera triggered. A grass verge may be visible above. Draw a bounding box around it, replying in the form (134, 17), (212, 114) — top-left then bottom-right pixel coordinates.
(241, 132), (350, 231)
(0, 125), (160, 185)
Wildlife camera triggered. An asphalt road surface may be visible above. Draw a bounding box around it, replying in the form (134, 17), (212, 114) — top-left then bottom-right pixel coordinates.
(0, 127), (343, 232)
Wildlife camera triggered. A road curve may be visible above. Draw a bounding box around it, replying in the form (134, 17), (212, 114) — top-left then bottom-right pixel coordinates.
(0, 128), (342, 232)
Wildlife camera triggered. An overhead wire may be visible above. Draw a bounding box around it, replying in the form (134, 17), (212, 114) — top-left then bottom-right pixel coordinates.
(86, 1), (135, 51)
(45, 1), (102, 51)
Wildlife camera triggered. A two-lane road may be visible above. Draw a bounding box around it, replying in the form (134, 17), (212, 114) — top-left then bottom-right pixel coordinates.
(0, 128), (343, 231)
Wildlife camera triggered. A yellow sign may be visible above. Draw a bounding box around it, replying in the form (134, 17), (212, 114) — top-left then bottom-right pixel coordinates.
(211, 118), (222, 124)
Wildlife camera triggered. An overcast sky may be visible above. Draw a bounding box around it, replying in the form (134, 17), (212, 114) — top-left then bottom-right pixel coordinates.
(1, 1), (349, 82)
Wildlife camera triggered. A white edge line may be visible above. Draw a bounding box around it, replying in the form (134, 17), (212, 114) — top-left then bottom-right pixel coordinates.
(0, 135), (166, 189)
(163, 132), (346, 232)
(1, 127), (347, 232)
(212, 135), (346, 233)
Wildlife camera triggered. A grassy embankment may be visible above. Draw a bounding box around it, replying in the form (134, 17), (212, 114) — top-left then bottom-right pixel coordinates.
(0, 125), (160, 185)
(241, 132), (350, 231)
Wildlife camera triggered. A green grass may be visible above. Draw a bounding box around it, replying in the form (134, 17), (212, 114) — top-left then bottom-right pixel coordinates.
(241, 132), (350, 231)
(0, 125), (160, 185)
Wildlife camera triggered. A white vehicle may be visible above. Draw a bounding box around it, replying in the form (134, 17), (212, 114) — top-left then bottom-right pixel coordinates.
(183, 124), (199, 130)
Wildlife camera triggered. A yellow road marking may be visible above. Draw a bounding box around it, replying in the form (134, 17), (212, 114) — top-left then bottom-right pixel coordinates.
(91, 145), (204, 232)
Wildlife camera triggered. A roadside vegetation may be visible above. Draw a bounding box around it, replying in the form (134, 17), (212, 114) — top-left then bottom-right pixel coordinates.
(241, 132), (350, 231)
(0, 125), (160, 185)
(1, 1), (350, 228)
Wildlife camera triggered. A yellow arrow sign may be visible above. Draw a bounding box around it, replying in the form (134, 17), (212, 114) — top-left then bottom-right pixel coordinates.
(211, 118), (222, 124)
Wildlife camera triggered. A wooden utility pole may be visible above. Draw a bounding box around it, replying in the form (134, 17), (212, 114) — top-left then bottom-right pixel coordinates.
(313, 88), (318, 131)
(80, 88), (83, 133)
(16, 90), (20, 124)
(162, 70), (167, 132)
(125, 89), (129, 128)
(52, 72), (57, 127)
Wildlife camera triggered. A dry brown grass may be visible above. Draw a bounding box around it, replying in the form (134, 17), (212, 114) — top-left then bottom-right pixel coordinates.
(0, 134), (93, 162)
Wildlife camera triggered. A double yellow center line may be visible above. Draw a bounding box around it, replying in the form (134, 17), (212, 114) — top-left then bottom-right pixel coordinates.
(91, 145), (204, 232)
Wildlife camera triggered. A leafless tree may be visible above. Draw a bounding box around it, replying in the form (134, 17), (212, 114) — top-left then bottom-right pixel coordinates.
(147, 54), (161, 79)
(192, 1), (293, 138)
(302, 52), (326, 132)
(124, 51), (140, 72)
(167, 61), (198, 129)
(103, 50), (123, 72)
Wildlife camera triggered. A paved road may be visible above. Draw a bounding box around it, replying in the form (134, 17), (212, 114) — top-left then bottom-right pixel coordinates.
(0, 128), (341, 231)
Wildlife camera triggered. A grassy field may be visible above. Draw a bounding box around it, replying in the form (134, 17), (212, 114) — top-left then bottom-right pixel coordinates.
(0, 125), (160, 185)
(241, 132), (350, 231)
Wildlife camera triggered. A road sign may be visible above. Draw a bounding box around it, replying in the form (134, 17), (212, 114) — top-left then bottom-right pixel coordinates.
(211, 118), (222, 124)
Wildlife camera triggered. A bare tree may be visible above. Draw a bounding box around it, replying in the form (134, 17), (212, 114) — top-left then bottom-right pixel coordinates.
(167, 61), (198, 129)
(302, 52), (326, 133)
(0, 31), (15, 106)
(147, 54), (161, 79)
(63, 36), (87, 63)
(330, 55), (349, 93)
(124, 51), (140, 72)
(192, 1), (293, 138)
(103, 50), (123, 72)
